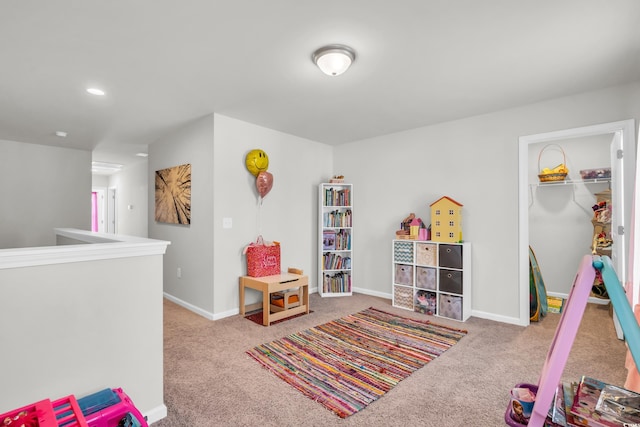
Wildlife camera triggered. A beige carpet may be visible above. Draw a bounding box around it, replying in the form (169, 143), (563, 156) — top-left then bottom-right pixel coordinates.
(153, 293), (628, 426)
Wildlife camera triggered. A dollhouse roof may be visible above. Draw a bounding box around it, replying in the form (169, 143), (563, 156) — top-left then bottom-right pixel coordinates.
(410, 218), (422, 226)
(430, 196), (463, 207)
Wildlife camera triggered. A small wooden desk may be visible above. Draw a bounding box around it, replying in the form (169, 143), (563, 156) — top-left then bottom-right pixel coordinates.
(239, 273), (309, 326)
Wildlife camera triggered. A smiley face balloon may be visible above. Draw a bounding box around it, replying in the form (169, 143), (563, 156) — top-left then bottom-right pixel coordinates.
(245, 149), (269, 177)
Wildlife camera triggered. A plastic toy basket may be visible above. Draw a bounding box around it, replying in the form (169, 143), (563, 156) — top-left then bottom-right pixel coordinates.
(537, 144), (568, 182)
(504, 383), (538, 426)
(0, 395), (88, 427)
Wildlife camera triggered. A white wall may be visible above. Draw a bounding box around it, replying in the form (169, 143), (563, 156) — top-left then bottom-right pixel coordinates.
(0, 245), (166, 421)
(149, 114), (215, 314)
(0, 139), (91, 248)
(212, 114), (333, 316)
(150, 113), (332, 318)
(6, 82), (634, 326)
(334, 82), (640, 324)
(109, 161), (149, 237)
(92, 174), (109, 188)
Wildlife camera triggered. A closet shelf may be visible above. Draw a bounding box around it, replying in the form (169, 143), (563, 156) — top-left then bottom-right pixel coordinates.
(533, 178), (611, 187)
(529, 178), (611, 215)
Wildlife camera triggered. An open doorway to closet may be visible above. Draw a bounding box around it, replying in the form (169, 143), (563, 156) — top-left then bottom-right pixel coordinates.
(518, 120), (636, 330)
(529, 137), (615, 298)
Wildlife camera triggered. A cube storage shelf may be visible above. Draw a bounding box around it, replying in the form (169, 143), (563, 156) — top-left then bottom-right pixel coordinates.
(318, 183), (353, 297)
(392, 239), (471, 321)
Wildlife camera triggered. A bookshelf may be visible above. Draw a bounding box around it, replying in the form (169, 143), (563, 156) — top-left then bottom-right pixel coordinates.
(319, 183), (352, 297)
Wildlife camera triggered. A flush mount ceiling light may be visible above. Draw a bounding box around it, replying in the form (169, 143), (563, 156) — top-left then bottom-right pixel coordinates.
(312, 44), (356, 76)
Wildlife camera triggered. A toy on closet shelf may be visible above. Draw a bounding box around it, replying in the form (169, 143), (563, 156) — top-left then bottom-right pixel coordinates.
(537, 144), (569, 182)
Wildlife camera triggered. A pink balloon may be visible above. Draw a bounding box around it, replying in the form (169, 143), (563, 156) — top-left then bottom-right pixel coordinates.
(256, 171), (273, 198)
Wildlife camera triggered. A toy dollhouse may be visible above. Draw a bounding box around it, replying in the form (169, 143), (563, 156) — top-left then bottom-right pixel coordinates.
(409, 217), (422, 239)
(430, 196), (463, 243)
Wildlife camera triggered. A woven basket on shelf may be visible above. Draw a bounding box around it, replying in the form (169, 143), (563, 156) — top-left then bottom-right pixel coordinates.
(538, 172), (567, 183)
(537, 144), (568, 182)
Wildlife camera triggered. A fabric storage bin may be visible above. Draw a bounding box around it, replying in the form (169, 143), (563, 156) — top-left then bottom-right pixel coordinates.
(414, 290), (436, 315)
(439, 269), (463, 294)
(416, 242), (437, 266)
(393, 241), (414, 263)
(416, 266), (436, 290)
(439, 294), (463, 321)
(393, 285), (413, 310)
(394, 264), (413, 285)
(439, 244), (462, 269)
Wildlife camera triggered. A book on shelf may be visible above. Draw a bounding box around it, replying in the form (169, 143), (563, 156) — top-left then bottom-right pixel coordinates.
(322, 253), (351, 270)
(323, 230), (336, 250)
(324, 187), (350, 207)
(323, 271), (351, 293)
(323, 210), (353, 228)
(335, 229), (351, 250)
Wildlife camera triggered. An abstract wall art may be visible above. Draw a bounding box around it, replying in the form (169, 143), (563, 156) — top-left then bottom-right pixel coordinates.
(155, 163), (191, 224)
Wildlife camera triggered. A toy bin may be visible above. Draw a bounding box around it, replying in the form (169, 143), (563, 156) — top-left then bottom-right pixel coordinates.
(1, 395), (88, 427)
(505, 383), (538, 426)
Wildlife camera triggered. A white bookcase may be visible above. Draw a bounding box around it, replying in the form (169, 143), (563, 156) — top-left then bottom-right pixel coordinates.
(319, 183), (352, 297)
(392, 240), (471, 321)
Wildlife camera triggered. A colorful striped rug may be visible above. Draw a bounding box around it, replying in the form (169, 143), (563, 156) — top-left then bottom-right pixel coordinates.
(246, 307), (467, 418)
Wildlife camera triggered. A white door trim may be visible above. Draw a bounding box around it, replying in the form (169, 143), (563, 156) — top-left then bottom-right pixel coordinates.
(518, 119), (636, 327)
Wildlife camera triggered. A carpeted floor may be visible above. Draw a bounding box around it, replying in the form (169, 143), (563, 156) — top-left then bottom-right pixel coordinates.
(244, 309), (314, 326)
(153, 293), (628, 426)
(246, 307), (467, 418)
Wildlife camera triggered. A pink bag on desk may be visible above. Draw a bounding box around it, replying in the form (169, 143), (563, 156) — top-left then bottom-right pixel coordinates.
(244, 236), (281, 277)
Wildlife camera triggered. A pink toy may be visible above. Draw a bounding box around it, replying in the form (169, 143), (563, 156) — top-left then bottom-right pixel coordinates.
(0, 394), (87, 427)
(79, 388), (147, 427)
(505, 255), (640, 426)
(505, 255), (596, 427)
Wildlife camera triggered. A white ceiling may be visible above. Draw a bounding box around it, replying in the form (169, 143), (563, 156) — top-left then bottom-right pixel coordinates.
(1, 1), (639, 168)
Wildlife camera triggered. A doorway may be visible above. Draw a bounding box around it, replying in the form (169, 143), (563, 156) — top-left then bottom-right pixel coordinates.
(91, 188), (106, 233)
(518, 120), (636, 327)
(107, 187), (117, 234)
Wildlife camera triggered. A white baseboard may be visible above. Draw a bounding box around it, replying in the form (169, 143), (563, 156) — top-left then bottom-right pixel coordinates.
(165, 288), (577, 328)
(351, 287), (526, 325)
(547, 291), (610, 306)
(470, 309), (525, 326)
(163, 285), (320, 321)
(163, 293), (215, 320)
(352, 287), (391, 300)
(146, 404), (168, 425)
